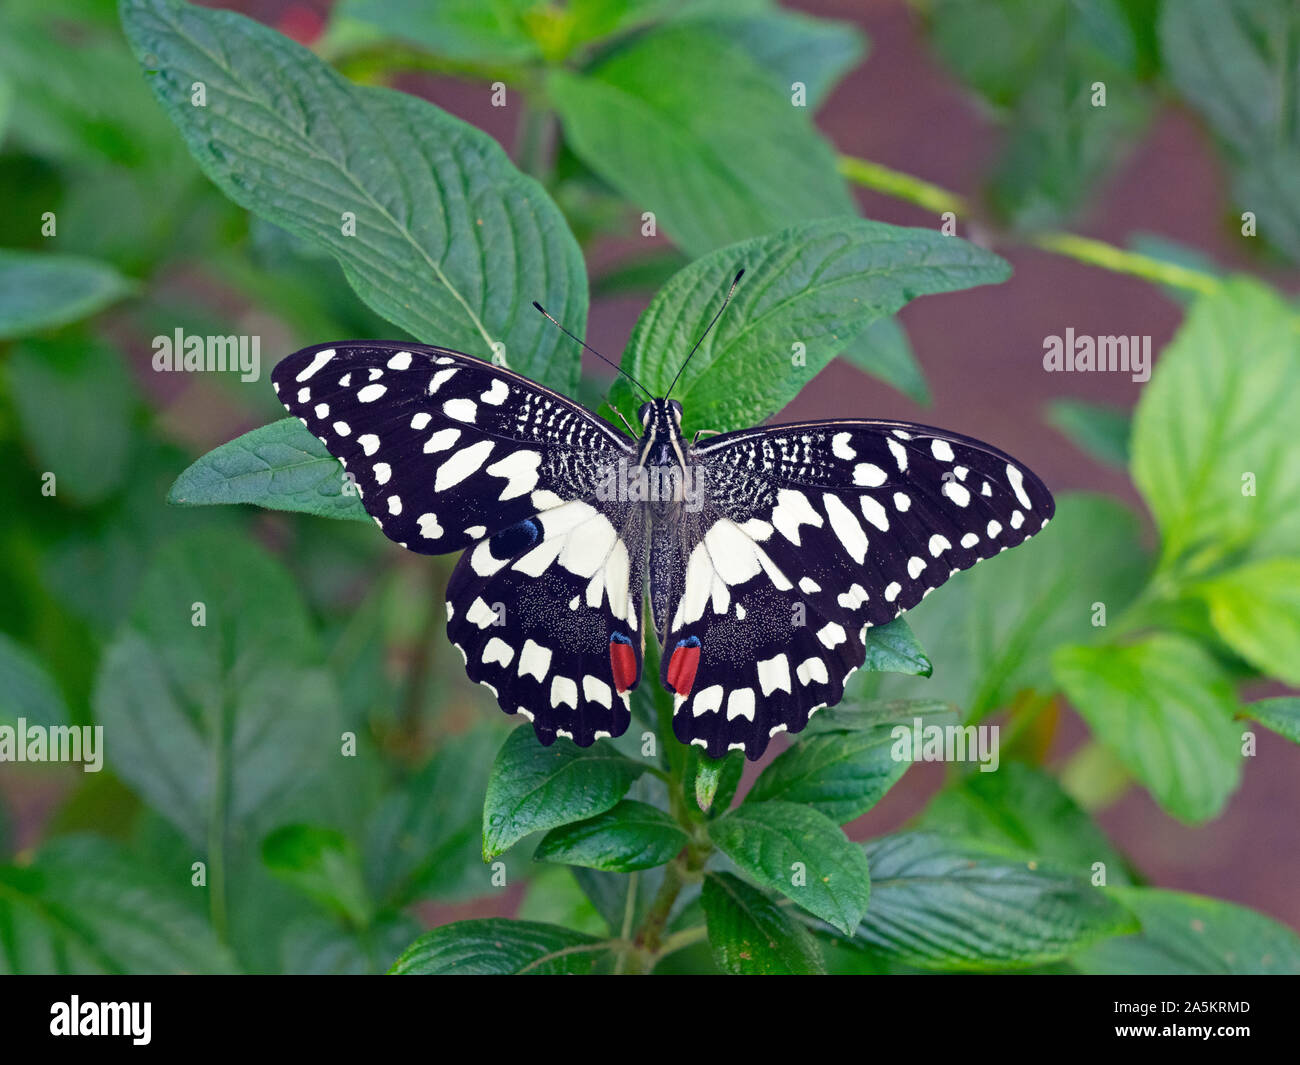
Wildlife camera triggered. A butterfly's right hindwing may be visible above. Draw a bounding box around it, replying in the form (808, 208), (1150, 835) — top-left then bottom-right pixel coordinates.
(271, 342), (633, 554)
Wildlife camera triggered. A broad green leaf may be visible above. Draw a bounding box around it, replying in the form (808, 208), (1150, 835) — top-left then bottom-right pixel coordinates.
(549, 24), (854, 259)
(337, 0), (540, 63)
(364, 726), (505, 905)
(281, 913), (420, 975)
(613, 218), (1009, 432)
(0, 633), (67, 728)
(747, 700), (958, 824)
(876, 494), (1147, 718)
(1073, 887), (1300, 975)
(93, 531), (344, 846)
(708, 800), (870, 935)
(917, 761), (1134, 885)
(1052, 634), (1242, 823)
(1046, 398), (1130, 469)
(838, 316), (930, 405)
(696, 8), (866, 109)
(122, 0), (586, 393)
(927, 0), (1151, 227)
(1191, 558), (1300, 686)
(390, 918), (606, 974)
(701, 871), (825, 975)
(482, 727), (648, 860)
(860, 617), (932, 678)
(168, 417), (369, 523)
(836, 831), (1138, 971)
(0, 835), (239, 974)
(1243, 697), (1300, 745)
(7, 336), (136, 505)
(1161, 0), (1300, 263)
(534, 800), (687, 872)
(262, 825), (372, 927)
(0, 251), (133, 338)
(1131, 279), (1300, 571)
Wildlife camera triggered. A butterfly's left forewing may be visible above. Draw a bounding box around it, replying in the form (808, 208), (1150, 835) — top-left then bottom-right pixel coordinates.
(656, 420), (1056, 759)
(272, 341), (646, 746)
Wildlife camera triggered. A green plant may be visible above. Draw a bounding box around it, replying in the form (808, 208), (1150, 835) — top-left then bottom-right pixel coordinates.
(1, 0), (1298, 975)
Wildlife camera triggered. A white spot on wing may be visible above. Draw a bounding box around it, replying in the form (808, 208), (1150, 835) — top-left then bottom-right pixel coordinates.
(295, 348), (335, 381)
(435, 439), (494, 491)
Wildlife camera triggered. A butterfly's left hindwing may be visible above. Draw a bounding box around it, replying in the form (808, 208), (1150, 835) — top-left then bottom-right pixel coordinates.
(271, 342), (633, 554)
(273, 341), (646, 748)
(657, 420), (1055, 760)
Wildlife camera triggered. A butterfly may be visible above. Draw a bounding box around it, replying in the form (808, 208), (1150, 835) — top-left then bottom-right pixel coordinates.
(271, 276), (1054, 761)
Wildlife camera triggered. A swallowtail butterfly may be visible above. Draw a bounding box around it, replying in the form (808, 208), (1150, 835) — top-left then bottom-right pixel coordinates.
(272, 284), (1054, 761)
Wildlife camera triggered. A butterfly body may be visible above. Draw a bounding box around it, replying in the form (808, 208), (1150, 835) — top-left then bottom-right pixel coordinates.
(272, 340), (1054, 760)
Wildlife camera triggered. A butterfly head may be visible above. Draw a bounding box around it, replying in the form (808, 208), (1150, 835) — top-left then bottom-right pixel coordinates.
(637, 398), (686, 468)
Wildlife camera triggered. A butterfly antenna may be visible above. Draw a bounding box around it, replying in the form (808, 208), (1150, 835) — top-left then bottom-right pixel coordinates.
(532, 301), (653, 400)
(665, 267), (744, 400)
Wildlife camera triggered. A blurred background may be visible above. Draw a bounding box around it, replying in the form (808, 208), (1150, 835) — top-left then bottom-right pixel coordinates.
(1, 0), (1297, 973)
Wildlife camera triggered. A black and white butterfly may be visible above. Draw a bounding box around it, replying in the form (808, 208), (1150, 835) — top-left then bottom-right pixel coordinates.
(272, 291), (1054, 761)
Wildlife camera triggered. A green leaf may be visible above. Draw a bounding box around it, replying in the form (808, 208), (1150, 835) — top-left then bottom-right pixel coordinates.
(0, 250), (133, 339)
(701, 871), (825, 975)
(838, 316), (930, 405)
(7, 336), (137, 506)
(708, 800), (870, 935)
(1161, 0), (1300, 263)
(838, 831), (1138, 971)
(122, 0), (586, 393)
(516, 865), (609, 936)
(482, 727), (648, 860)
(534, 800), (687, 872)
(1046, 398), (1130, 469)
(281, 912), (420, 975)
(746, 700), (958, 824)
(1131, 279), (1300, 571)
(1243, 697), (1300, 745)
(168, 417), (369, 523)
(390, 918), (605, 974)
(93, 531), (344, 846)
(877, 494), (1147, 718)
(917, 761), (1134, 885)
(1190, 558), (1300, 686)
(1052, 634), (1242, 823)
(364, 726), (505, 905)
(613, 217), (1009, 433)
(0, 835), (239, 974)
(696, 9), (866, 109)
(336, 0), (540, 63)
(1073, 887), (1300, 975)
(687, 750), (742, 814)
(549, 24), (854, 258)
(262, 825), (372, 927)
(0, 633), (68, 729)
(860, 616), (932, 677)
(927, 0), (1152, 227)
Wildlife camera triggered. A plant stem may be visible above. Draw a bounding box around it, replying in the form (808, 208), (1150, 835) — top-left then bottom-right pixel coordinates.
(837, 153), (1224, 296)
(837, 155), (968, 215)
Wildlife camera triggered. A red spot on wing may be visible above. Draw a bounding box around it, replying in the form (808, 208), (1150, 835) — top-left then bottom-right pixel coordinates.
(666, 644), (700, 698)
(609, 640), (638, 693)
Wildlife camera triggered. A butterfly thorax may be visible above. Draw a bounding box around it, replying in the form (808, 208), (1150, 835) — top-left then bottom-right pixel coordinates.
(633, 398), (696, 513)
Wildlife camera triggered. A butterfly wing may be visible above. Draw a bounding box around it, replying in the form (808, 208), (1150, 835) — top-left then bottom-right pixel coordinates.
(655, 419), (1055, 759)
(271, 341), (634, 554)
(272, 341), (647, 746)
